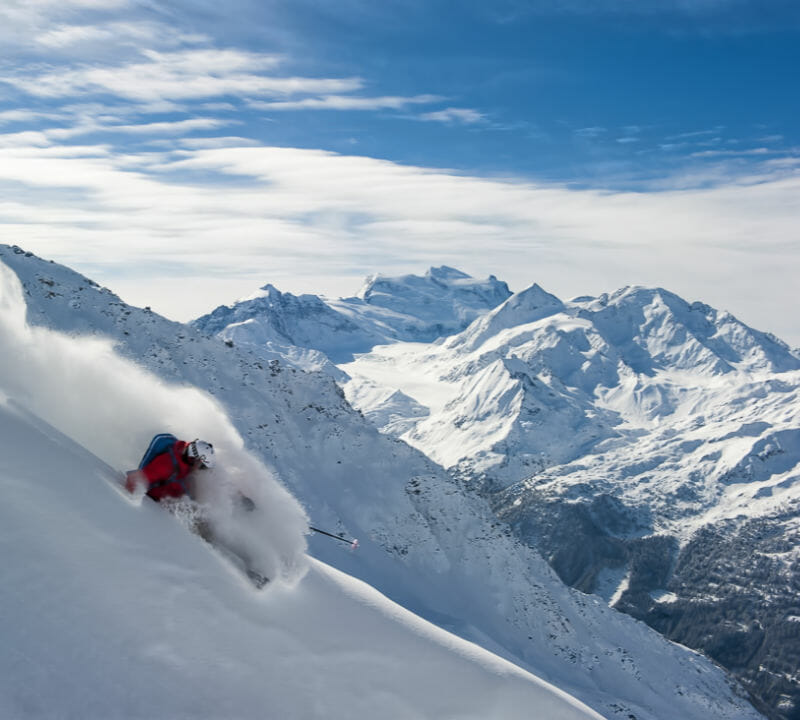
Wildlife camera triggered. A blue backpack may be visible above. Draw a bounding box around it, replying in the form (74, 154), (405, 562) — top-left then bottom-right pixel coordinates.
(138, 433), (178, 470)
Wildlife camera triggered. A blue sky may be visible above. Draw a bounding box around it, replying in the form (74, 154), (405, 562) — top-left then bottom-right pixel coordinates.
(0, 0), (798, 343)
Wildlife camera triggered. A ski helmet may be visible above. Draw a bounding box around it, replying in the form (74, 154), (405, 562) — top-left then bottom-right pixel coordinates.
(186, 439), (215, 469)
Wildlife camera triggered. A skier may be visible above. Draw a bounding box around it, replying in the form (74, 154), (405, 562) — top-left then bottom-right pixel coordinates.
(125, 436), (215, 502)
(125, 434), (268, 588)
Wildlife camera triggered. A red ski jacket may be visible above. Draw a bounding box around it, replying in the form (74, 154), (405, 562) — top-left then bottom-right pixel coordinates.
(126, 440), (196, 501)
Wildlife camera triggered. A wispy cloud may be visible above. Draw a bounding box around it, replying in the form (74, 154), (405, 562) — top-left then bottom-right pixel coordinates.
(575, 127), (607, 138)
(0, 109), (66, 126)
(419, 108), (486, 125)
(249, 95), (487, 126)
(35, 23), (114, 48)
(691, 147), (775, 158)
(0, 116), (232, 147)
(177, 136), (263, 149)
(250, 94), (442, 112)
(35, 21), (208, 50)
(0, 0), (133, 49)
(659, 142), (690, 152)
(1, 49), (362, 103)
(88, 117), (232, 136)
(2, 45), (482, 130)
(666, 128), (726, 141)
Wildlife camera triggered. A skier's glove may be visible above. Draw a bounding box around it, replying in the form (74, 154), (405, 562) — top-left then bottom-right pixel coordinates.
(125, 471), (145, 494)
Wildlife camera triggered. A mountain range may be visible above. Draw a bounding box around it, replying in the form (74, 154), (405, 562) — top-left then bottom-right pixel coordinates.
(192, 261), (800, 719)
(1, 244), (788, 718)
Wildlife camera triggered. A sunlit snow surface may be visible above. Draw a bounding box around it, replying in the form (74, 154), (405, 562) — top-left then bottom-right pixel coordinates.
(0, 400), (601, 720)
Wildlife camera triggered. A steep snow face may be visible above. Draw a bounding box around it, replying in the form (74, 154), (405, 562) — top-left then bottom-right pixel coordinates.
(0, 258), (310, 584)
(573, 286), (799, 376)
(0, 244), (763, 720)
(0, 401), (606, 720)
(191, 266), (512, 367)
(444, 282), (566, 354)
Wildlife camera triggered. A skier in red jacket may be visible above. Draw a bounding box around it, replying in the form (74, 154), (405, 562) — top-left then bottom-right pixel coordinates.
(124, 436), (266, 587)
(125, 438), (215, 501)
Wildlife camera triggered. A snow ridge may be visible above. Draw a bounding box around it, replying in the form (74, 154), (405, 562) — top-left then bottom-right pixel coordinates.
(191, 265), (512, 366)
(353, 265), (513, 341)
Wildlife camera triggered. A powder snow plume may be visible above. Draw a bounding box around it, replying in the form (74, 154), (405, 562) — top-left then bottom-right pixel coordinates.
(0, 261), (308, 584)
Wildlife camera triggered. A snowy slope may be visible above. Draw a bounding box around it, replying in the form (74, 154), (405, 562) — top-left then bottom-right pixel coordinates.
(0, 399), (604, 720)
(191, 265), (511, 367)
(0, 245), (763, 720)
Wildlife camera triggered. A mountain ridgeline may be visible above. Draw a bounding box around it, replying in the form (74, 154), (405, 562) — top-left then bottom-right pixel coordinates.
(192, 266), (512, 364)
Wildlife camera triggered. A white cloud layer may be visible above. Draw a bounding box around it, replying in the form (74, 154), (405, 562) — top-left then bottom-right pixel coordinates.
(0, 136), (797, 346)
(35, 21), (208, 50)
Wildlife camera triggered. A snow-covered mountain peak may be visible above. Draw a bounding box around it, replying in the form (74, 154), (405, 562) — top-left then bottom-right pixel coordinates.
(345, 277), (800, 489)
(504, 282), (564, 314)
(192, 266), (513, 366)
(425, 264), (473, 281)
(444, 282), (565, 353)
(574, 284), (799, 375)
(192, 282), (373, 369)
(198, 283), (335, 336)
(247, 282), (284, 300)
(357, 264), (504, 297)
(354, 265), (512, 333)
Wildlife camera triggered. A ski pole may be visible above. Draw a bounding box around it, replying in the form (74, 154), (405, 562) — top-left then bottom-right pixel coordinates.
(309, 526), (359, 550)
